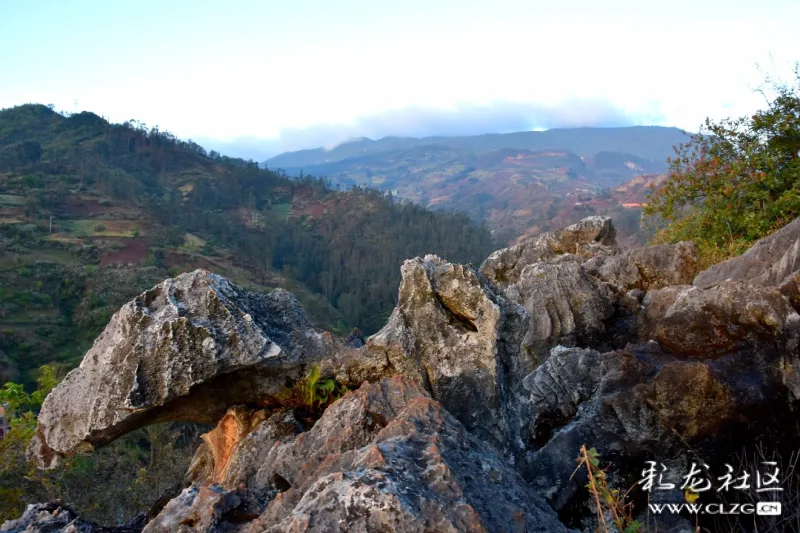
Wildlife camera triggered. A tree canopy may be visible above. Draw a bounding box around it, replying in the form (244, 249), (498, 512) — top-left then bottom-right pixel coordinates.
(645, 64), (800, 265)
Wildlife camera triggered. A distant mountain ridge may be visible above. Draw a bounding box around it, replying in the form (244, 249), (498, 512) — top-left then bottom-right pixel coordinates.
(264, 126), (688, 245)
(265, 126), (688, 168)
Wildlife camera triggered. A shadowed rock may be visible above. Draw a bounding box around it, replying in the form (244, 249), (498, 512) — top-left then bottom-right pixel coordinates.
(0, 501), (142, 532)
(520, 333), (797, 509)
(144, 377), (569, 533)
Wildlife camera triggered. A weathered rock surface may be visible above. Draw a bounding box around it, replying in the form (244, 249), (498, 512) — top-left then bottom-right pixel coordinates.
(0, 501), (142, 532)
(365, 255), (527, 448)
(362, 249), (625, 455)
(14, 214), (800, 533)
(505, 260), (617, 362)
(652, 281), (800, 357)
(29, 271), (337, 469)
(694, 216), (800, 288)
(145, 377), (569, 532)
(520, 326), (797, 509)
(480, 215), (617, 285)
(585, 241), (699, 292)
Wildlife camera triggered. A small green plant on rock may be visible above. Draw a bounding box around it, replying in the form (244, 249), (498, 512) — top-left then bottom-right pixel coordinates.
(272, 365), (350, 429)
(303, 365), (348, 408)
(573, 445), (642, 533)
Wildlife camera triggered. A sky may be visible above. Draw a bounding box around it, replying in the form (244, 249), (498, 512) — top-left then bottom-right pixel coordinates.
(1, 0), (797, 160)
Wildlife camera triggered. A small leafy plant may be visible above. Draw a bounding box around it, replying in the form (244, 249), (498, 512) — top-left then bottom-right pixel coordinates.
(302, 365), (348, 408)
(573, 445), (641, 533)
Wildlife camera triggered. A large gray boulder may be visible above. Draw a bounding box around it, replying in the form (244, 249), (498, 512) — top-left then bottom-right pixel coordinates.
(29, 270), (337, 469)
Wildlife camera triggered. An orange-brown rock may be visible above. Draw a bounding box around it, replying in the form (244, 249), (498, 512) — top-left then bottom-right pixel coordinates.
(201, 407), (265, 484)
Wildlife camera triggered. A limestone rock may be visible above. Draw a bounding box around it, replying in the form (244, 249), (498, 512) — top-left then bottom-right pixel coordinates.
(29, 270), (334, 469)
(520, 333), (795, 510)
(158, 376), (568, 533)
(142, 485), (245, 533)
(653, 281), (800, 358)
(15, 215), (800, 533)
(199, 407), (266, 485)
(639, 285), (695, 337)
(585, 241), (699, 292)
(365, 255), (526, 448)
(140, 378), (569, 532)
(505, 260), (617, 363)
(480, 216), (617, 285)
(0, 501), (139, 532)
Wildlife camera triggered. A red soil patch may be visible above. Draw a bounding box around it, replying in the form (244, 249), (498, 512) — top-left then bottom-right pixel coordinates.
(64, 198), (111, 215)
(99, 239), (150, 266)
(292, 202), (326, 218)
(62, 198), (137, 216)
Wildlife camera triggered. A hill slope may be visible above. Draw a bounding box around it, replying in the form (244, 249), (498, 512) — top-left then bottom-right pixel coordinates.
(0, 104), (496, 386)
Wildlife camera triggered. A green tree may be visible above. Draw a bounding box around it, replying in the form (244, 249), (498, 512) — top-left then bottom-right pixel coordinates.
(0, 365), (198, 524)
(645, 64), (800, 266)
(0, 365), (59, 521)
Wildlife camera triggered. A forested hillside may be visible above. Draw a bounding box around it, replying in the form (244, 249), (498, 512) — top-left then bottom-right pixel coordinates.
(0, 104), (496, 387)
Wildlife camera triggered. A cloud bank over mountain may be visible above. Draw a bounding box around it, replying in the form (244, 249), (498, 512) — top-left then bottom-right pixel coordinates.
(195, 99), (665, 160)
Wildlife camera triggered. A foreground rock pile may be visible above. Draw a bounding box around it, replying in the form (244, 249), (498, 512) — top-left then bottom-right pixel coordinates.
(7, 215), (800, 532)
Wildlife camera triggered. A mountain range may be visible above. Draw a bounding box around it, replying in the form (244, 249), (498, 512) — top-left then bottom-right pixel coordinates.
(265, 126), (688, 244)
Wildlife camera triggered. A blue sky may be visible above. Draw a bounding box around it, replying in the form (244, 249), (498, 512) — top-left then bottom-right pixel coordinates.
(1, 0), (797, 159)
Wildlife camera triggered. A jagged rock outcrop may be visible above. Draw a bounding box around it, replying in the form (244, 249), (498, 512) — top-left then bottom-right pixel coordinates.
(365, 255), (527, 448)
(585, 241), (699, 292)
(29, 271), (339, 469)
(361, 244), (625, 453)
(144, 377), (569, 533)
(13, 214), (800, 533)
(480, 215), (617, 285)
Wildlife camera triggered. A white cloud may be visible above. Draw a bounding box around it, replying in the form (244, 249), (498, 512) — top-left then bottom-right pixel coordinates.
(194, 98), (665, 159)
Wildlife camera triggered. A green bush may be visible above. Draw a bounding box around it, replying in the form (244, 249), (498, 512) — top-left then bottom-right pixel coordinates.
(645, 64), (800, 266)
